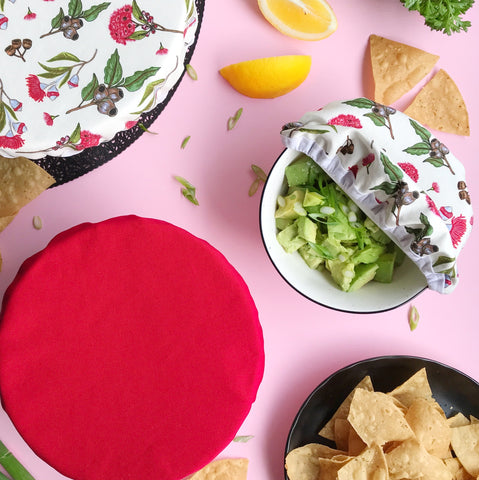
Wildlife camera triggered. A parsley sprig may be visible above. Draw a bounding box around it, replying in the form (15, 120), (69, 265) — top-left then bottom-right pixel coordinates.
(401, 0), (474, 34)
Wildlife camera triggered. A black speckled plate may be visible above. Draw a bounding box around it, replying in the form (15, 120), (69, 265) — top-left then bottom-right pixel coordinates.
(32, 0), (204, 187)
(284, 355), (479, 480)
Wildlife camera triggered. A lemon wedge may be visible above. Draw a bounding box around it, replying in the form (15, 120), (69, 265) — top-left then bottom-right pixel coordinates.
(257, 0), (337, 41)
(219, 55), (312, 99)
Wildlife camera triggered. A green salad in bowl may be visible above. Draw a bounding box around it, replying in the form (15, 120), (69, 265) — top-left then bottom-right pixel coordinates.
(275, 154), (406, 292)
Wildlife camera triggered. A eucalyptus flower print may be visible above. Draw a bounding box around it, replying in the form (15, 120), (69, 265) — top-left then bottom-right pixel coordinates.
(343, 98), (396, 139)
(26, 50), (97, 103)
(41, 0), (110, 41)
(66, 48), (159, 116)
(403, 119), (455, 175)
(0, 77), (26, 149)
(4, 38), (32, 61)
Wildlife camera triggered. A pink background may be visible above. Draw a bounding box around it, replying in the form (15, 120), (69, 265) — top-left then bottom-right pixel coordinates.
(1, 0), (478, 479)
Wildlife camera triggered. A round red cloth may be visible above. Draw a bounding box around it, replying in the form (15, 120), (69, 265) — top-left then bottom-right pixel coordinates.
(0, 215), (264, 480)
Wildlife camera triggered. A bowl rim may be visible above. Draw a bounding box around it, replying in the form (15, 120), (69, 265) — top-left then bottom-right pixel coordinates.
(259, 148), (427, 314)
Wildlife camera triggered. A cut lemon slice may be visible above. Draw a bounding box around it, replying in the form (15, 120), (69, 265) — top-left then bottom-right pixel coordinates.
(257, 0), (337, 41)
(219, 55), (312, 99)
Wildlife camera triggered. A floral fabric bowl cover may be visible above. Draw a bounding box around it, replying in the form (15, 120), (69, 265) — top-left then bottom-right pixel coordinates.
(280, 98), (473, 294)
(0, 0), (197, 158)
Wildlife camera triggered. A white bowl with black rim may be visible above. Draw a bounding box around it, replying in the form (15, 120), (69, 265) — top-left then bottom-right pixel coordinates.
(259, 148), (427, 314)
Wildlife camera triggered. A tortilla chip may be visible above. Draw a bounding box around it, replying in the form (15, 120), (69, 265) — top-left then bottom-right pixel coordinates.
(347, 425), (367, 456)
(385, 438), (453, 480)
(388, 368), (433, 407)
(189, 458), (248, 480)
(0, 214), (17, 233)
(334, 419), (351, 452)
(0, 156), (55, 217)
(404, 69), (470, 136)
(470, 416), (479, 424)
(405, 398), (451, 458)
(338, 444), (387, 480)
(450, 424), (479, 477)
(348, 389), (414, 447)
(448, 413), (471, 428)
(285, 444), (346, 480)
(444, 457), (476, 480)
(319, 376), (373, 441)
(317, 455), (352, 480)
(369, 34), (439, 105)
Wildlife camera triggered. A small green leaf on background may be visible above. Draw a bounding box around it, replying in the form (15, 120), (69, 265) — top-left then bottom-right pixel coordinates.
(233, 435), (254, 443)
(227, 107), (243, 131)
(185, 64), (198, 81)
(174, 176), (199, 205)
(181, 135), (191, 149)
(138, 123), (157, 135)
(408, 305), (420, 331)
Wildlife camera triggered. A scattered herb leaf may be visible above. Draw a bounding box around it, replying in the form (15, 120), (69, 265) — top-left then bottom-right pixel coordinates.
(227, 107), (243, 131)
(248, 178), (260, 197)
(251, 164), (267, 182)
(233, 435), (254, 443)
(408, 304), (420, 331)
(400, 0), (474, 34)
(174, 176), (199, 205)
(248, 164), (267, 197)
(138, 122), (157, 135)
(181, 135), (191, 149)
(32, 216), (43, 230)
(0, 440), (37, 480)
(185, 63), (198, 81)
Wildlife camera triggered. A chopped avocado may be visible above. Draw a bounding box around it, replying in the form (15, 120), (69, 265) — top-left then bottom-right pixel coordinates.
(303, 190), (325, 207)
(296, 216), (317, 243)
(274, 154), (401, 292)
(364, 217), (390, 244)
(352, 241), (385, 265)
(349, 263), (379, 292)
(285, 155), (321, 187)
(393, 243), (406, 267)
(326, 259), (355, 292)
(275, 218), (293, 230)
(298, 244), (324, 269)
(374, 252), (396, 283)
(275, 189), (306, 219)
(276, 224), (306, 253)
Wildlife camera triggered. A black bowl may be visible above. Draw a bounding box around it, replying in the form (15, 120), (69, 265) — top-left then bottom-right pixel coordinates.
(284, 355), (479, 480)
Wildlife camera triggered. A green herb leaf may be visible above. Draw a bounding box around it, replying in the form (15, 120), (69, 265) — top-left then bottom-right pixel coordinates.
(400, 0), (474, 34)
(185, 64), (198, 81)
(175, 176), (199, 205)
(83, 2), (110, 22)
(251, 164), (267, 182)
(138, 123), (157, 134)
(181, 135), (191, 149)
(0, 440), (37, 480)
(248, 177), (260, 197)
(408, 305), (419, 331)
(227, 107), (243, 130)
(233, 435), (254, 443)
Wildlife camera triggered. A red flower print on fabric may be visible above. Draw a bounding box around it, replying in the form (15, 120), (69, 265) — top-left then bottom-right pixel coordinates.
(109, 6), (136, 45)
(348, 165), (358, 178)
(75, 130), (101, 150)
(449, 215), (467, 248)
(398, 162), (419, 183)
(0, 135), (24, 149)
(26, 75), (46, 102)
(328, 114), (362, 129)
(425, 195), (441, 217)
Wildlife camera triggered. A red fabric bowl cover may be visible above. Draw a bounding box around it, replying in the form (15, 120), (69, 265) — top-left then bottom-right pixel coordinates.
(0, 215), (264, 480)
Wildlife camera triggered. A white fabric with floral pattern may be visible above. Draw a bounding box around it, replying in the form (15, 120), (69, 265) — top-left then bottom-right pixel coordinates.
(280, 98), (473, 294)
(0, 0), (197, 158)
